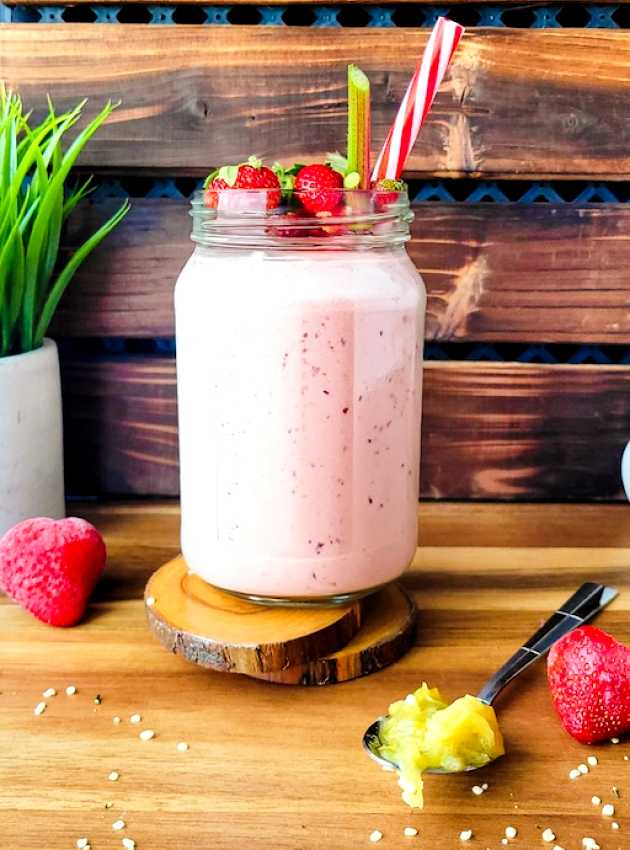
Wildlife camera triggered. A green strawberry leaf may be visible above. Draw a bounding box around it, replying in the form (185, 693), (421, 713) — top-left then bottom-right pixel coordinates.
(326, 151), (348, 176)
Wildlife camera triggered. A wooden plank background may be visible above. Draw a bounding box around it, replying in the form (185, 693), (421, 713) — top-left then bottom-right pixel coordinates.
(2, 19), (629, 502)
(56, 199), (630, 344)
(4, 27), (630, 178)
(60, 358), (630, 501)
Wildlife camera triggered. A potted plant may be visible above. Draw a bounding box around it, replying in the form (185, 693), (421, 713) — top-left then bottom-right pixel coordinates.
(0, 87), (129, 535)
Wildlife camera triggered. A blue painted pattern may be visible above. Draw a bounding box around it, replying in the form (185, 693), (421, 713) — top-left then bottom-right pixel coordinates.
(6, 4), (630, 26)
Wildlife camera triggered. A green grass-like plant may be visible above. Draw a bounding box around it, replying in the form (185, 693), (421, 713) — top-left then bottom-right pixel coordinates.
(0, 87), (130, 357)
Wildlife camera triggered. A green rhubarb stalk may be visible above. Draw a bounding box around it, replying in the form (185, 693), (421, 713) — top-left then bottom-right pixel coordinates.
(347, 64), (371, 190)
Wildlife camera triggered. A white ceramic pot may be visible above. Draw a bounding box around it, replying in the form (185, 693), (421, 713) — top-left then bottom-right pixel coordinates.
(0, 339), (65, 536)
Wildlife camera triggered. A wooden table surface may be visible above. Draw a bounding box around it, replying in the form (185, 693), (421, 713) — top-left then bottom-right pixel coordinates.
(2, 502), (630, 850)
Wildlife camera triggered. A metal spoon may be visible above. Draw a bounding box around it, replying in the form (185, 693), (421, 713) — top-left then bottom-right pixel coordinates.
(363, 581), (618, 774)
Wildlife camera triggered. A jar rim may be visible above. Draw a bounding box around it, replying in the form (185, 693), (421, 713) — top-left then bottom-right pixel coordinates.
(189, 189), (413, 250)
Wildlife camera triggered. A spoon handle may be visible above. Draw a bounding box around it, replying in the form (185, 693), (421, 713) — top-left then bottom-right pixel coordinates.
(476, 582), (618, 705)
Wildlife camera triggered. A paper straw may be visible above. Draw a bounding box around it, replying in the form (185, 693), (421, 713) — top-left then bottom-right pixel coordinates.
(371, 17), (464, 182)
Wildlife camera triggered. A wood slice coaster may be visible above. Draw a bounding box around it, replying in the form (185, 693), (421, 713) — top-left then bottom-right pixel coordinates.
(254, 583), (416, 686)
(145, 556), (362, 675)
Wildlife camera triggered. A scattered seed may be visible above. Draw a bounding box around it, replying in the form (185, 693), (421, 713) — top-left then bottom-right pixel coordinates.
(403, 827), (418, 837)
(94, 695), (102, 705)
(130, 714), (142, 724)
(65, 685), (77, 696)
(76, 839), (89, 849)
(582, 839), (600, 850)
(122, 839), (136, 850)
(108, 771), (120, 782)
(612, 785), (621, 798)
(611, 737), (620, 744)
(482, 783), (489, 791)
(611, 822), (620, 831)
(176, 742), (189, 752)
(591, 796), (602, 806)
(139, 729), (155, 741)
(369, 830), (383, 843)
(505, 826), (518, 839)
(34, 701), (46, 716)
(42, 688), (56, 698)
(104, 801), (113, 809)
(146, 596), (156, 606)
(113, 716), (121, 724)
(472, 785), (484, 796)
(624, 755), (629, 761)
(501, 840), (508, 846)
(602, 803), (615, 817)
(459, 830), (473, 842)
(552, 846), (566, 850)
(587, 756), (598, 767)
(112, 819), (126, 831)
(578, 763), (589, 774)
(569, 769), (581, 780)
(542, 828), (556, 843)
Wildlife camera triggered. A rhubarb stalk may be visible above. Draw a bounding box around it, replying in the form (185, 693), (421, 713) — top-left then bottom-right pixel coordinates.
(347, 64), (371, 190)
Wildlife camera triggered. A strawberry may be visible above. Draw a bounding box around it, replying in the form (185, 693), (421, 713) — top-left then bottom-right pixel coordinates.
(547, 625), (630, 744)
(373, 178), (406, 211)
(0, 517), (106, 627)
(204, 156), (281, 209)
(267, 212), (326, 238)
(294, 164), (344, 215)
(316, 206), (351, 236)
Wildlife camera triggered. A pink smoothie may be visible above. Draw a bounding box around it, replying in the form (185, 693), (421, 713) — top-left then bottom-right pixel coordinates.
(175, 246), (424, 600)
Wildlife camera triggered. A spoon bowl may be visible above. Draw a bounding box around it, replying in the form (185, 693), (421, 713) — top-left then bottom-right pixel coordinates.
(363, 582), (617, 776)
(362, 714), (494, 775)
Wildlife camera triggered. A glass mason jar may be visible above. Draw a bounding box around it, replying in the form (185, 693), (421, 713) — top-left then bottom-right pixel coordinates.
(175, 188), (425, 605)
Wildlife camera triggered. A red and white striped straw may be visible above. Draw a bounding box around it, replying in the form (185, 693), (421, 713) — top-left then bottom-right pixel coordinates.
(371, 17), (464, 183)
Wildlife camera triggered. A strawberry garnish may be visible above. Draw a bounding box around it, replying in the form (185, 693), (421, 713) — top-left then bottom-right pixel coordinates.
(547, 625), (630, 744)
(267, 212), (326, 238)
(294, 164), (344, 215)
(204, 156), (281, 209)
(373, 178), (406, 210)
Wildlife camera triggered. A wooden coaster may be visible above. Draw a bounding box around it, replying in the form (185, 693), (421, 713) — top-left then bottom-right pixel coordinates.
(145, 556), (362, 675)
(254, 583), (416, 686)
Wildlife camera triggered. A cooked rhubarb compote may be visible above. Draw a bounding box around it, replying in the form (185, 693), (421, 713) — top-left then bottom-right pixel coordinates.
(379, 684), (505, 808)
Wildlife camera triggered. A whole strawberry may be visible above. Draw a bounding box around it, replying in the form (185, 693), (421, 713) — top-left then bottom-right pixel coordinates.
(0, 517), (106, 627)
(294, 164), (343, 215)
(547, 625), (630, 744)
(204, 156), (281, 209)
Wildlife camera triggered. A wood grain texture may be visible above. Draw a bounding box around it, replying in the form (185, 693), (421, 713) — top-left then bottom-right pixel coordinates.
(145, 556), (363, 674)
(56, 200), (630, 344)
(5, 27), (630, 177)
(2, 501), (630, 850)
(258, 584), (417, 686)
(60, 357), (630, 501)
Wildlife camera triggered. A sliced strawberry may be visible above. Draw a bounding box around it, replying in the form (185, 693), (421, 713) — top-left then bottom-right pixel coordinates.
(204, 178), (229, 209)
(203, 157), (281, 210)
(295, 164), (343, 215)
